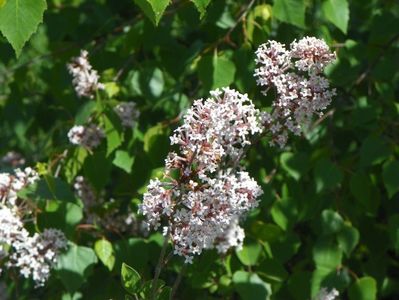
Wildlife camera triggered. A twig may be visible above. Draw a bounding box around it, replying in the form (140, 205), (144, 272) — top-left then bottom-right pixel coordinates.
(169, 264), (187, 300)
(309, 108), (335, 132)
(202, 0), (256, 54)
(150, 233), (170, 300)
(113, 54), (135, 81)
(350, 32), (399, 90)
(54, 149), (69, 178)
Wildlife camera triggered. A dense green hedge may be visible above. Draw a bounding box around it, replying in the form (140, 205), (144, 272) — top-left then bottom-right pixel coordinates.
(1, 0), (399, 299)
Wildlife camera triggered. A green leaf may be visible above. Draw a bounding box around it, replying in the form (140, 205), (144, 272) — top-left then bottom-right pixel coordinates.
(84, 151), (112, 190)
(212, 52), (236, 89)
(143, 124), (170, 165)
(246, 4), (272, 44)
(158, 287), (172, 300)
(337, 224), (359, 256)
(280, 152), (310, 180)
(56, 243), (98, 293)
(233, 271), (272, 300)
(139, 279), (165, 299)
(348, 277), (377, 300)
(251, 221), (283, 243)
(104, 82), (120, 98)
(273, 0), (306, 28)
(191, 0), (211, 18)
(18, 176), (77, 205)
(103, 109), (124, 156)
(382, 160), (399, 198)
(388, 215), (399, 252)
(235, 241), (262, 266)
(314, 158), (343, 192)
(95, 239), (115, 271)
(313, 240), (342, 271)
(0, 0), (7, 8)
(148, 68), (164, 97)
(113, 150), (135, 174)
(37, 201), (83, 238)
(321, 210), (344, 235)
(258, 258), (288, 282)
(134, 0), (170, 26)
(75, 101), (97, 125)
(359, 135), (390, 167)
(350, 172), (371, 206)
(198, 52), (236, 90)
(121, 263), (142, 295)
(322, 0), (350, 34)
(64, 147), (88, 183)
(0, 0), (47, 56)
(271, 196), (298, 231)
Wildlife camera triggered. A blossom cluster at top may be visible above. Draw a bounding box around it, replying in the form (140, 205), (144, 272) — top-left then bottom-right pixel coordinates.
(140, 87), (264, 263)
(67, 50), (104, 98)
(0, 168), (67, 286)
(168, 88), (263, 177)
(254, 37), (336, 147)
(68, 124), (105, 150)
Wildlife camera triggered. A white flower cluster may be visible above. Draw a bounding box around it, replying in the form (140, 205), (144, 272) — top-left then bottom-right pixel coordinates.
(313, 288), (339, 300)
(68, 124), (105, 150)
(67, 50), (104, 98)
(0, 167), (39, 206)
(114, 102), (140, 128)
(169, 87), (263, 177)
(0, 206), (25, 252)
(171, 171), (262, 262)
(74, 176), (97, 213)
(0, 169), (67, 286)
(140, 88), (263, 263)
(7, 228), (67, 287)
(254, 37), (336, 147)
(1, 151), (25, 167)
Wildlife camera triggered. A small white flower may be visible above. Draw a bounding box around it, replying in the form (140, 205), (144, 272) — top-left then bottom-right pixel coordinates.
(1, 151), (25, 167)
(313, 288), (339, 300)
(254, 37), (336, 147)
(67, 50), (104, 98)
(114, 102), (140, 128)
(68, 124), (105, 150)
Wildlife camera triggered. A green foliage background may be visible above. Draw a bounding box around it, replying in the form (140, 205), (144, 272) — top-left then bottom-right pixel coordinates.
(1, 0), (399, 299)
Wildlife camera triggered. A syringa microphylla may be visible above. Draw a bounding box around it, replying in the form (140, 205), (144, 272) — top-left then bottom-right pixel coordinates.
(1, 151), (25, 168)
(255, 36), (336, 147)
(114, 102), (140, 128)
(314, 288), (339, 300)
(7, 229), (67, 287)
(74, 175), (98, 213)
(168, 87), (263, 178)
(170, 170), (262, 262)
(67, 50), (104, 99)
(68, 124), (105, 150)
(0, 168), (67, 286)
(0, 167), (39, 206)
(140, 88), (264, 263)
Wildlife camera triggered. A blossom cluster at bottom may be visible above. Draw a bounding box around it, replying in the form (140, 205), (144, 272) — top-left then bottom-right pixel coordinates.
(0, 206), (67, 286)
(0, 168), (67, 287)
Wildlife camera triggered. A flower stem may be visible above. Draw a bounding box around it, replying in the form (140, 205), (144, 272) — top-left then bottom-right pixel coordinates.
(169, 264), (186, 300)
(150, 233), (169, 300)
